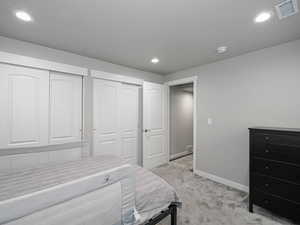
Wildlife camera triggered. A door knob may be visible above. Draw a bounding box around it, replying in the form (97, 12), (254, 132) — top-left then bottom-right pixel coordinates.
(144, 129), (151, 133)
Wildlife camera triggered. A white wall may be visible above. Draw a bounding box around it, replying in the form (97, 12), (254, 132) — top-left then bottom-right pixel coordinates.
(170, 85), (193, 158)
(165, 39), (300, 187)
(0, 36), (164, 83)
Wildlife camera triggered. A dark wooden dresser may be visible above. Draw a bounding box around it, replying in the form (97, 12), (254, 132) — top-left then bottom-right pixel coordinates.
(249, 127), (300, 221)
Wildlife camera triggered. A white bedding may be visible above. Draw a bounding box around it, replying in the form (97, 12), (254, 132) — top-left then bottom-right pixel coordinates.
(0, 156), (179, 225)
(134, 166), (178, 225)
(5, 183), (123, 225)
(0, 156), (136, 225)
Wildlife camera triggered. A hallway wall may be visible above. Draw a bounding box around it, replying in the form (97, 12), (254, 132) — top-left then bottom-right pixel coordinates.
(170, 84), (193, 159)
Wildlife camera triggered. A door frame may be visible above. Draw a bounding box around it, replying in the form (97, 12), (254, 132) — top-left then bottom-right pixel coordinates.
(165, 76), (197, 173)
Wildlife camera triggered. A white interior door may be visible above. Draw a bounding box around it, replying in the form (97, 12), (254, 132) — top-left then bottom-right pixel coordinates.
(120, 84), (139, 165)
(93, 79), (121, 157)
(0, 63), (49, 148)
(49, 72), (83, 144)
(143, 82), (168, 169)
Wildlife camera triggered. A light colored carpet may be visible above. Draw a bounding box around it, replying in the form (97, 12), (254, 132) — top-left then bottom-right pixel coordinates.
(152, 155), (297, 225)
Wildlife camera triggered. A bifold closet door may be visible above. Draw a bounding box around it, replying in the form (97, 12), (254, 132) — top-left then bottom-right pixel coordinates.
(49, 73), (83, 144)
(119, 84), (139, 165)
(0, 64), (49, 148)
(93, 79), (139, 164)
(93, 79), (121, 157)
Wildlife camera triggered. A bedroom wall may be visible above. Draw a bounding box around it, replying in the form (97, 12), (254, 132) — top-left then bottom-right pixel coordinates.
(0, 36), (163, 83)
(0, 36), (164, 171)
(165, 39), (300, 188)
(170, 85), (193, 159)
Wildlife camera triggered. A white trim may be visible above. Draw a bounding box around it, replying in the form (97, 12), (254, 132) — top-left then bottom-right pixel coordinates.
(170, 150), (192, 160)
(165, 85), (170, 165)
(165, 76), (197, 86)
(165, 76), (198, 173)
(0, 51), (88, 76)
(194, 169), (249, 193)
(91, 69), (143, 85)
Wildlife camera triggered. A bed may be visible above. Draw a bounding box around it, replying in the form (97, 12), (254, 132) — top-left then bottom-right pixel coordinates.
(0, 156), (179, 225)
(134, 166), (179, 225)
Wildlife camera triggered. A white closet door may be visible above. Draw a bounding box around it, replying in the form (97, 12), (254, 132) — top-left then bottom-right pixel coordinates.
(49, 72), (82, 144)
(120, 84), (139, 165)
(93, 79), (121, 157)
(93, 79), (139, 163)
(143, 82), (167, 169)
(0, 64), (49, 148)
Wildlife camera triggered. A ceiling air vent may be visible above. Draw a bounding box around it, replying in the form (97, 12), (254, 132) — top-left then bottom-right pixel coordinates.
(276, 0), (299, 19)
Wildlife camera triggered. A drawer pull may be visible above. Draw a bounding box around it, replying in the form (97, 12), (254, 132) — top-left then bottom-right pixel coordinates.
(265, 149), (270, 153)
(264, 183), (270, 187)
(265, 166), (270, 170)
(265, 136), (270, 141)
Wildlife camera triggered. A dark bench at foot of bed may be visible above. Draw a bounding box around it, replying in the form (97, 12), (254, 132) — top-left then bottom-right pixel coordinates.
(144, 203), (179, 225)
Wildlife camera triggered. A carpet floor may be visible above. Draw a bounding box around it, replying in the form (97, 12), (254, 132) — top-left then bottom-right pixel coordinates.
(152, 155), (297, 225)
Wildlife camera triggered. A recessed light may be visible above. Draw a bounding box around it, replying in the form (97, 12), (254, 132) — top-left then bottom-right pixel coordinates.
(151, 58), (159, 64)
(254, 11), (272, 23)
(217, 46), (228, 54)
(15, 11), (33, 22)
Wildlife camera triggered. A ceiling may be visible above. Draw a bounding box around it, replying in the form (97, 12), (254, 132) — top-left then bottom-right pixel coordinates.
(0, 0), (299, 75)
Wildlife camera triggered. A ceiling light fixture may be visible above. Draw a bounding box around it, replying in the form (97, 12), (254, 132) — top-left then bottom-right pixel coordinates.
(15, 11), (33, 22)
(254, 11), (272, 23)
(151, 58), (160, 64)
(217, 46), (228, 54)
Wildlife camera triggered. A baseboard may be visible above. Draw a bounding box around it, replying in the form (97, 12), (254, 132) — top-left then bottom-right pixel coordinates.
(170, 150), (192, 160)
(194, 169), (249, 193)
(185, 145), (193, 152)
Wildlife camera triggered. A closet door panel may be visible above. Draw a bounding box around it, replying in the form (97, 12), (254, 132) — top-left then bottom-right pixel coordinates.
(122, 137), (137, 164)
(49, 73), (82, 144)
(120, 84), (139, 164)
(0, 64), (49, 148)
(93, 79), (121, 156)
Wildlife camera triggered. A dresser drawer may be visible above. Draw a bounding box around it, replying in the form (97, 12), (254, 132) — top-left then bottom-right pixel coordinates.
(252, 173), (300, 203)
(252, 134), (300, 165)
(253, 133), (300, 146)
(252, 158), (300, 184)
(253, 190), (300, 221)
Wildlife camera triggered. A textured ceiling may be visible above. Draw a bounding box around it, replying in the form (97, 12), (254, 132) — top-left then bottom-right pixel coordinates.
(0, 0), (299, 74)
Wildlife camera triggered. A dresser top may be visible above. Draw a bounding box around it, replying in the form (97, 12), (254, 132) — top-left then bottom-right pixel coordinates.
(249, 127), (300, 133)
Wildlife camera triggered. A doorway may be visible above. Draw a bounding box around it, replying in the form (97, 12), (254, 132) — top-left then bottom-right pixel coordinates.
(166, 77), (197, 172)
(170, 83), (193, 162)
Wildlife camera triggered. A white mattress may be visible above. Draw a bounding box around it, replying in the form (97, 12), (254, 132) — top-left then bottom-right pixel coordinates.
(134, 166), (178, 225)
(0, 156), (136, 225)
(5, 183), (123, 225)
(0, 156), (179, 225)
